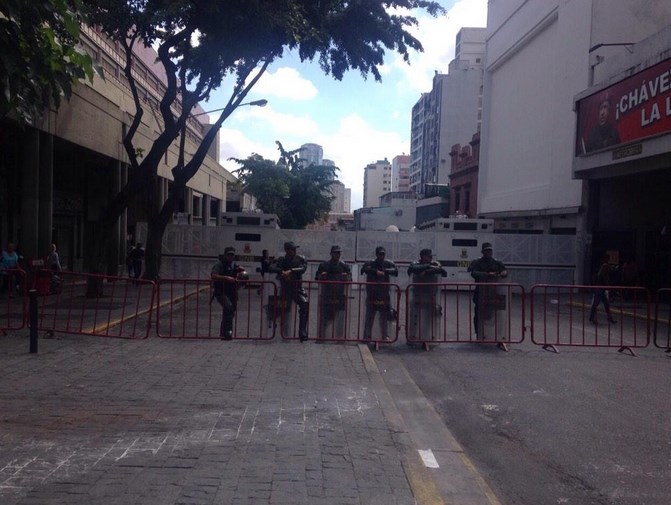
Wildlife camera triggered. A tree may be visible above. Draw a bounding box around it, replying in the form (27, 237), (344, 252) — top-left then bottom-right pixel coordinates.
(233, 142), (338, 229)
(0, 0), (96, 123)
(83, 0), (443, 279)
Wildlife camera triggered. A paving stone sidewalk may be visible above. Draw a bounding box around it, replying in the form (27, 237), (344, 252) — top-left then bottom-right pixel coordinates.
(0, 334), (420, 505)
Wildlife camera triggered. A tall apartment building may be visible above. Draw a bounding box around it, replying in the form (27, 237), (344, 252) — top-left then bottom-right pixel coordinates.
(329, 180), (351, 213)
(480, 0), (671, 285)
(300, 143), (323, 166)
(363, 159), (392, 208)
(392, 154), (411, 192)
(409, 27), (485, 195)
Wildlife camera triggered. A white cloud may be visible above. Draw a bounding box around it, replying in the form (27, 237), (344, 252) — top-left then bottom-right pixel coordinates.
(312, 114), (407, 210)
(390, 0), (488, 93)
(253, 67), (319, 100)
(218, 112), (405, 210)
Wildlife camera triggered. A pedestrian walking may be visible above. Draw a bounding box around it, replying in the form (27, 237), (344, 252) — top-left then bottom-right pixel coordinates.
(468, 242), (507, 338)
(361, 246), (398, 341)
(269, 241), (309, 341)
(211, 246), (247, 340)
(589, 253), (617, 325)
(407, 248), (446, 343)
(0, 242), (24, 297)
(315, 245), (351, 340)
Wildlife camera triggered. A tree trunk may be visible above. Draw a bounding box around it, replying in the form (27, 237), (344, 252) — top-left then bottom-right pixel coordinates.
(142, 187), (179, 281)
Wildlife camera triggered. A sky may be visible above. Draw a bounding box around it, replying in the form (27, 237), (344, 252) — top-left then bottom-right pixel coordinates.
(203, 0), (488, 211)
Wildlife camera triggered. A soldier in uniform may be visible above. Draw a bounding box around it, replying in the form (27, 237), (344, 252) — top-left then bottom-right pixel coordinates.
(269, 241), (309, 341)
(315, 245), (352, 340)
(407, 248), (446, 342)
(468, 242), (507, 337)
(211, 246), (247, 340)
(361, 246), (398, 341)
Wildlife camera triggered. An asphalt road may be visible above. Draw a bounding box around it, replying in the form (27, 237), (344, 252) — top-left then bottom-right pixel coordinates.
(374, 339), (670, 505)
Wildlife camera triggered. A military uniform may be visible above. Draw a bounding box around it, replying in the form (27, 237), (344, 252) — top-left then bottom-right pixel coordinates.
(269, 242), (309, 341)
(211, 248), (244, 339)
(468, 243), (507, 337)
(361, 247), (398, 340)
(407, 250), (446, 341)
(315, 247), (351, 339)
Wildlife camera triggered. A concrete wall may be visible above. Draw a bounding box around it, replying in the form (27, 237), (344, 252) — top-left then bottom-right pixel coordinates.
(480, 0), (589, 216)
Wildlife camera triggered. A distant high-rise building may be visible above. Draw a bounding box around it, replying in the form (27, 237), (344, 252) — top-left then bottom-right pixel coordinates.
(392, 154), (411, 192)
(409, 27), (485, 195)
(363, 159), (392, 208)
(329, 180), (351, 213)
(300, 143), (323, 166)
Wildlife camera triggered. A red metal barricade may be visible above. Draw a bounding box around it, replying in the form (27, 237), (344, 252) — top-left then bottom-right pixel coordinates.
(654, 288), (671, 352)
(0, 269), (27, 332)
(156, 279), (277, 339)
(282, 280), (401, 345)
(35, 270), (156, 339)
(404, 282), (525, 350)
(530, 284), (650, 355)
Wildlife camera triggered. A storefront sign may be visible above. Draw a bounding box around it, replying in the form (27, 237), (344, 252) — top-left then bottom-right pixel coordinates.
(576, 57), (671, 155)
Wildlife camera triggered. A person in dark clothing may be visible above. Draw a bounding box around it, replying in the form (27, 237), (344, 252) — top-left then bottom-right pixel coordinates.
(129, 242), (145, 280)
(258, 249), (272, 296)
(589, 253), (617, 325)
(269, 241), (309, 341)
(407, 248), (446, 342)
(315, 245), (352, 339)
(361, 246), (398, 341)
(468, 242), (507, 337)
(211, 246), (247, 340)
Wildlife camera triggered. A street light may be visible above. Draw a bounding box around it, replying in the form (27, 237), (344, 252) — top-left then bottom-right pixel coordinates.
(191, 99), (268, 117)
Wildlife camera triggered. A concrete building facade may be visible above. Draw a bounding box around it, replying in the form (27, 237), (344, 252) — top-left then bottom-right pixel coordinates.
(300, 143), (324, 166)
(363, 159), (392, 208)
(0, 25), (236, 272)
(449, 132), (480, 218)
(354, 192), (417, 232)
(409, 28), (485, 196)
(392, 154), (411, 192)
(479, 0), (671, 285)
(329, 180), (351, 214)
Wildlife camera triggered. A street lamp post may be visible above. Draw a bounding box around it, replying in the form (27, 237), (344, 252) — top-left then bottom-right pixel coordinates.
(191, 99), (268, 117)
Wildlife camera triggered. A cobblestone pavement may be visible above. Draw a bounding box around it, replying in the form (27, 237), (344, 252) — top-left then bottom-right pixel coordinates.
(0, 333), (423, 505)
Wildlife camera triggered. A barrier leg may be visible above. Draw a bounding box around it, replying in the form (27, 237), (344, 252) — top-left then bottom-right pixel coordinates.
(29, 290), (38, 354)
(617, 346), (637, 357)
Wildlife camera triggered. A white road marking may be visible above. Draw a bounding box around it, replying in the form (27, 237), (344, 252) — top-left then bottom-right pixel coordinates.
(418, 449), (440, 468)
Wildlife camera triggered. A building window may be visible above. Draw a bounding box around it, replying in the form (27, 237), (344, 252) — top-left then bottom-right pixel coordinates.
(192, 194), (202, 218)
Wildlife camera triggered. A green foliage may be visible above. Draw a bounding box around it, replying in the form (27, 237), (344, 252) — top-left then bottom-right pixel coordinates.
(81, 0), (442, 275)
(0, 0), (96, 123)
(233, 142), (339, 229)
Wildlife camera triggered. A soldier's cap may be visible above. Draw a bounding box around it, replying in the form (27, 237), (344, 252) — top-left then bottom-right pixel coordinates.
(481, 242), (493, 252)
(330, 245), (342, 254)
(375, 246), (386, 255)
(284, 241), (299, 250)
(420, 248), (433, 257)
(223, 246), (235, 255)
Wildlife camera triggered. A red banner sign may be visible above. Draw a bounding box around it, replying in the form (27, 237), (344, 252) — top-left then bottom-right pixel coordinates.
(576, 57), (671, 155)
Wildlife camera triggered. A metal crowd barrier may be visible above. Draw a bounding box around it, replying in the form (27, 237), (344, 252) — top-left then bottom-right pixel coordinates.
(654, 288), (671, 353)
(404, 282), (525, 351)
(286, 280), (401, 346)
(156, 279), (277, 339)
(530, 284), (650, 355)
(0, 269), (27, 332)
(35, 270), (155, 339)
